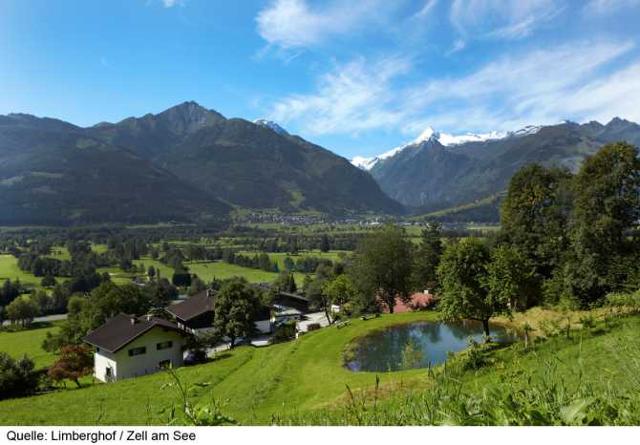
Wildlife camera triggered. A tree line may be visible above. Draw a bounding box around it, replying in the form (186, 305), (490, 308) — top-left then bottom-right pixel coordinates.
(299, 142), (640, 337)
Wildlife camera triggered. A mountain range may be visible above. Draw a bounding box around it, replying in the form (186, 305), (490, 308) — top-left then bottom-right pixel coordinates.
(0, 102), (400, 225)
(358, 118), (640, 220)
(2, 100), (639, 226)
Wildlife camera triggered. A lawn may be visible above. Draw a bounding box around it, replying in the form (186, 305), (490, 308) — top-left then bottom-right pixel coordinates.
(0, 254), (42, 287)
(0, 311), (439, 425)
(1, 311), (639, 425)
(0, 323), (60, 369)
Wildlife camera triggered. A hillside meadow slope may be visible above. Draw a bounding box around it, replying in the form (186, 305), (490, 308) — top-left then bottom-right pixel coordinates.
(1, 311), (639, 425)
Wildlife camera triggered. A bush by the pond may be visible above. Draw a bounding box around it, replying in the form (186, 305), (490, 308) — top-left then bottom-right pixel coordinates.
(459, 339), (488, 370)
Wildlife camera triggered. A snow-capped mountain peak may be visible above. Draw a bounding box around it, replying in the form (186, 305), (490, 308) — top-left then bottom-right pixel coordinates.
(254, 119), (289, 136)
(508, 125), (541, 137)
(413, 126), (440, 143)
(351, 125), (507, 170)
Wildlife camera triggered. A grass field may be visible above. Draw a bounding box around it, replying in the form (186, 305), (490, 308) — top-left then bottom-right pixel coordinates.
(237, 250), (349, 269)
(132, 257), (174, 280)
(99, 257), (307, 287)
(1, 310), (638, 425)
(186, 261), (307, 285)
(45, 247), (70, 260)
(0, 323), (60, 369)
(0, 254), (42, 287)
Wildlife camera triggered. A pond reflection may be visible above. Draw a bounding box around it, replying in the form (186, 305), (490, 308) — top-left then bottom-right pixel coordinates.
(345, 320), (516, 372)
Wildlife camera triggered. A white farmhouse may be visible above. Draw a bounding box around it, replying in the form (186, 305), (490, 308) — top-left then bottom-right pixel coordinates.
(83, 314), (190, 382)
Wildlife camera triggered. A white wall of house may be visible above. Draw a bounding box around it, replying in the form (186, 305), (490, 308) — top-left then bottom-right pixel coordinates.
(94, 349), (118, 382)
(93, 327), (187, 382)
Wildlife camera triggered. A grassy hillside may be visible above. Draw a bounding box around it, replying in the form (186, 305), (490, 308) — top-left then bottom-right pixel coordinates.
(0, 312), (437, 425)
(1, 311), (639, 425)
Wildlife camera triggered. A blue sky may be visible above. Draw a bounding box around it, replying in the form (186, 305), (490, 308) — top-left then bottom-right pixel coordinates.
(2, 0), (640, 158)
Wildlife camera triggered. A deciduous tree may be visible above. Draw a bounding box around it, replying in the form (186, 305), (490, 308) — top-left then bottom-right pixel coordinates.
(48, 345), (93, 388)
(350, 225), (413, 313)
(213, 278), (260, 348)
(437, 239), (509, 339)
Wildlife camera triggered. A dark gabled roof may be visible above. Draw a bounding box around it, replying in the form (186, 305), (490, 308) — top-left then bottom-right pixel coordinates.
(165, 290), (215, 322)
(273, 292), (310, 313)
(83, 313), (187, 353)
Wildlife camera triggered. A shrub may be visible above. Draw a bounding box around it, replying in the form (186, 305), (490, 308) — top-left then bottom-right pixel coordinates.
(606, 291), (640, 313)
(460, 339), (487, 370)
(579, 314), (596, 330)
(0, 353), (39, 400)
(48, 345), (93, 388)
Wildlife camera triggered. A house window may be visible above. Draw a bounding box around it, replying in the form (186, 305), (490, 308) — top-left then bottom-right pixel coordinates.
(105, 367), (113, 382)
(158, 360), (171, 369)
(128, 346), (146, 357)
(157, 341), (173, 350)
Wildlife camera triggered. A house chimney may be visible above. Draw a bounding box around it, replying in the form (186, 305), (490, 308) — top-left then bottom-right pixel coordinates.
(130, 317), (137, 325)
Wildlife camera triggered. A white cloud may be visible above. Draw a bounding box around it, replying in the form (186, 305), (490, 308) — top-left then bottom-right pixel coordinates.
(161, 0), (184, 7)
(548, 62), (640, 123)
(267, 39), (638, 137)
(401, 39), (636, 132)
(447, 38), (466, 54)
(450, 0), (563, 40)
(256, 0), (388, 49)
(269, 56), (412, 134)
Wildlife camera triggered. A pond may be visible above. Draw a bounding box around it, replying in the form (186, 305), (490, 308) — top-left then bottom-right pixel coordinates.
(345, 320), (517, 372)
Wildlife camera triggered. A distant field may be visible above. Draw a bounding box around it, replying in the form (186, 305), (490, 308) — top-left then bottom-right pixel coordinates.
(100, 257), (305, 286)
(92, 243), (108, 254)
(0, 254), (42, 286)
(0, 323), (60, 369)
(237, 250), (349, 270)
(45, 246), (70, 260)
(186, 261), (306, 285)
(133, 257), (174, 280)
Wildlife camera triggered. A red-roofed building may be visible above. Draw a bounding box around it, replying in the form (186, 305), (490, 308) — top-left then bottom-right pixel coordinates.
(381, 291), (436, 314)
